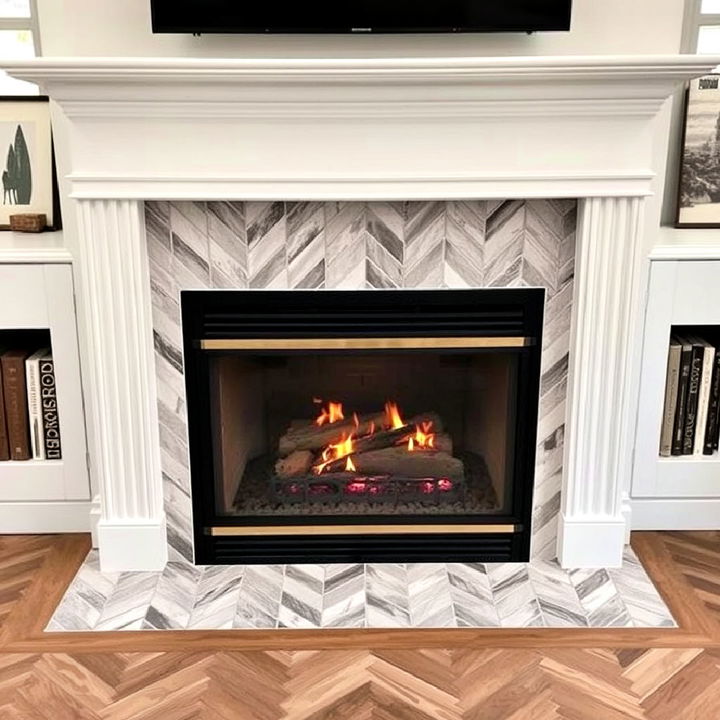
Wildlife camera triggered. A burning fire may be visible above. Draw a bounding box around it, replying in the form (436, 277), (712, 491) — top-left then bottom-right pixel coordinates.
(315, 400), (344, 426)
(312, 399), (437, 475)
(384, 401), (405, 430)
(314, 432), (355, 474)
(408, 421), (435, 452)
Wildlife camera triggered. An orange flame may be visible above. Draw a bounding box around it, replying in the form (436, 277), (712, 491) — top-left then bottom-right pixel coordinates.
(315, 400), (344, 427)
(408, 421), (435, 452)
(314, 432), (355, 474)
(385, 401), (405, 430)
(345, 456), (356, 472)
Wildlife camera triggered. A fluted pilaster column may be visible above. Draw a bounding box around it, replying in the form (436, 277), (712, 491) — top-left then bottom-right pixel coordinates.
(558, 196), (643, 568)
(76, 199), (167, 571)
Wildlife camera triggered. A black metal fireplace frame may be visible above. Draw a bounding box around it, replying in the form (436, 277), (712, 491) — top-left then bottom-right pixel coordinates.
(181, 288), (544, 564)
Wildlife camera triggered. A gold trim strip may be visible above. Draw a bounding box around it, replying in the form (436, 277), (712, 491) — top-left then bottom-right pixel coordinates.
(200, 337), (530, 351)
(208, 524), (516, 536)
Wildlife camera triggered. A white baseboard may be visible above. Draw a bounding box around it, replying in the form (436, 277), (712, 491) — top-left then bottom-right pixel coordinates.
(556, 512), (627, 568)
(0, 500), (91, 533)
(97, 515), (168, 572)
(630, 497), (720, 530)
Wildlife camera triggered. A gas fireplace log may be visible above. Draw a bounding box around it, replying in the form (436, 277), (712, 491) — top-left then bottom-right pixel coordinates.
(315, 430), (453, 472)
(320, 447), (463, 480)
(278, 410), (445, 457)
(278, 411), (386, 456)
(353, 448), (464, 481)
(274, 450), (314, 478)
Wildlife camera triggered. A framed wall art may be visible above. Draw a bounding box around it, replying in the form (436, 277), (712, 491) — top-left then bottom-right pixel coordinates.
(0, 96), (59, 230)
(677, 74), (720, 228)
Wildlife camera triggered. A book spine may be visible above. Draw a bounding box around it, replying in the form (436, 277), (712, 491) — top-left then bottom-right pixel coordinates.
(672, 346), (692, 455)
(0, 361), (8, 461)
(705, 349), (720, 455)
(39, 358), (61, 460)
(682, 346), (704, 455)
(694, 346), (715, 455)
(25, 356), (45, 460)
(1, 356), (30, 461)
(659, 344), (682, 456)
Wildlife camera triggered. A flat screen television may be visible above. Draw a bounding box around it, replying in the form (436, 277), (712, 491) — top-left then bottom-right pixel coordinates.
(150, 0), (572, 34)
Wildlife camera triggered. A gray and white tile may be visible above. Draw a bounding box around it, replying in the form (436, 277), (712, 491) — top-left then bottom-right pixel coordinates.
(48, 548), (675, 631)
(322, 564), (365, 628)
(234, 565), (284, 629)
(145, 199), (576, 562)
(365, 564), (411, 627)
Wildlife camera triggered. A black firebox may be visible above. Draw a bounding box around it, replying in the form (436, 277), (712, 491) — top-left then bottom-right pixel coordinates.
(182, 289), (543, 564)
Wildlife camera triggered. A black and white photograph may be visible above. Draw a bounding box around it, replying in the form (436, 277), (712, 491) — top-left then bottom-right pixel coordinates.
(677, 74), (720, 227)
(0, 96), (55, 229)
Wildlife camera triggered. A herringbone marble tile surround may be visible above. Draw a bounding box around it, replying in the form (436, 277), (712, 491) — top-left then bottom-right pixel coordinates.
(47, 200), (675, 631)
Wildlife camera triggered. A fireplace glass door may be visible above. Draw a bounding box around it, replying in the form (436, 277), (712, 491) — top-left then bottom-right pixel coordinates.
(210, 350), (518, 519)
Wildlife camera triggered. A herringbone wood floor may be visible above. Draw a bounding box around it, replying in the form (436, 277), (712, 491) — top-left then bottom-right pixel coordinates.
(0, 531), (718, 719)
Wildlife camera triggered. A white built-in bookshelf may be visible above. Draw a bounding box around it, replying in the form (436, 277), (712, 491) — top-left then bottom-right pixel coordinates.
(0, 232), (90, 532)
(632, 238), (720, 530)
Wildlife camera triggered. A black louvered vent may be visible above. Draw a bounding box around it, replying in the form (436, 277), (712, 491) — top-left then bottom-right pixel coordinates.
(211, 533), (516, 564)
(183, 289), (543, 341)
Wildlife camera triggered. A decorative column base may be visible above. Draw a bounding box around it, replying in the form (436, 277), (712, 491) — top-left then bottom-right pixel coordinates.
(557, 513), (627, 568)
(97, 517), (168, 572)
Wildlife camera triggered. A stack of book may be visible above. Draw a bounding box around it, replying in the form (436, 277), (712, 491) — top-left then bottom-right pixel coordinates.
(0, 347), (62, 462)
(659, 334), (720, 457)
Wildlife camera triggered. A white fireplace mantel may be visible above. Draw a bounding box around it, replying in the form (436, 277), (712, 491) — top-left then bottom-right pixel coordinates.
(6, 55), (717, 571)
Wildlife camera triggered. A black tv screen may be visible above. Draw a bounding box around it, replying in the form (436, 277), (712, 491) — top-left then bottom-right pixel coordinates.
(151, 0), (572, 34)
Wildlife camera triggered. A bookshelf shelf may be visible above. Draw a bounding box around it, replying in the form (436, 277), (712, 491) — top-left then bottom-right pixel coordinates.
(657, 453), (719, 463)
(632, 257), (720, 529)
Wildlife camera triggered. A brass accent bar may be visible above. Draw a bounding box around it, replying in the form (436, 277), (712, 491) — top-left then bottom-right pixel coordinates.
(208, 524), (516, 536)
(200, 337), (530, 351)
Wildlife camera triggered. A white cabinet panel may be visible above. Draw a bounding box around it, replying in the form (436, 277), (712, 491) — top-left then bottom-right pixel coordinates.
(633, 259), (720, 519)
(0, 263), (89, 504)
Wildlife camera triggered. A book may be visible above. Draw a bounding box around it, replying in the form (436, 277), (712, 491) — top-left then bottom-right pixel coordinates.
(682, 340), (705, 455)
(672, 337), (693, 456)
(39, 352), (61, 460)
(659, 337), (682, 457)
(693, 339), (715, 456)
(704, 348), (720, 455)
(0, 349), (31, 460)
(0, 349), (8, 461)
(25, 348), (49, 460)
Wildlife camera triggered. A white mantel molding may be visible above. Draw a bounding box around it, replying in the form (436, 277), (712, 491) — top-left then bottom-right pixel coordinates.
(6, 55), (719, 204)
(8, 56), (715, 122)
(5, 55), (718, 571)
(65, 171), (656, 203)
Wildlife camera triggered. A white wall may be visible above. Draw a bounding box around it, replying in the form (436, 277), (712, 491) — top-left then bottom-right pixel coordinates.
(37, 0), (684, 58)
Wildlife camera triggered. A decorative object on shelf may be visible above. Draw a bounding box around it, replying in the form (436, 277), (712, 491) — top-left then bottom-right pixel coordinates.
(677, 74), (720, 228)
(0, 97), (59, 231)
(9, 213), (46, 233)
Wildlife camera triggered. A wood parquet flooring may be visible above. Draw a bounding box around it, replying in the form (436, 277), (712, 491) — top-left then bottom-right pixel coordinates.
(0, 531), (718, 719)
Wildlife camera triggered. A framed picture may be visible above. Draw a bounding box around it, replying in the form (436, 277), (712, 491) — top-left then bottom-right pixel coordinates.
(0, 96), (59, 230)
(677, 74), (720, 228)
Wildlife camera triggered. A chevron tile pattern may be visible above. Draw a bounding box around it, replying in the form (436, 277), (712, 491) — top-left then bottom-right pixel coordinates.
(1, 647), (720, 719)
(145, 199), (575, 563)
(47, 547), (674, 631)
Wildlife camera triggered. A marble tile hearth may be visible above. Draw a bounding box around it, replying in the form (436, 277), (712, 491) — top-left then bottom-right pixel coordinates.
(47, 548), (674, 631)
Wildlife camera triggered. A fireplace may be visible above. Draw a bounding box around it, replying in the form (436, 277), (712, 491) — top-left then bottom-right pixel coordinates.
(182, 288), (543, 563)
(4, 56), (712, 571)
